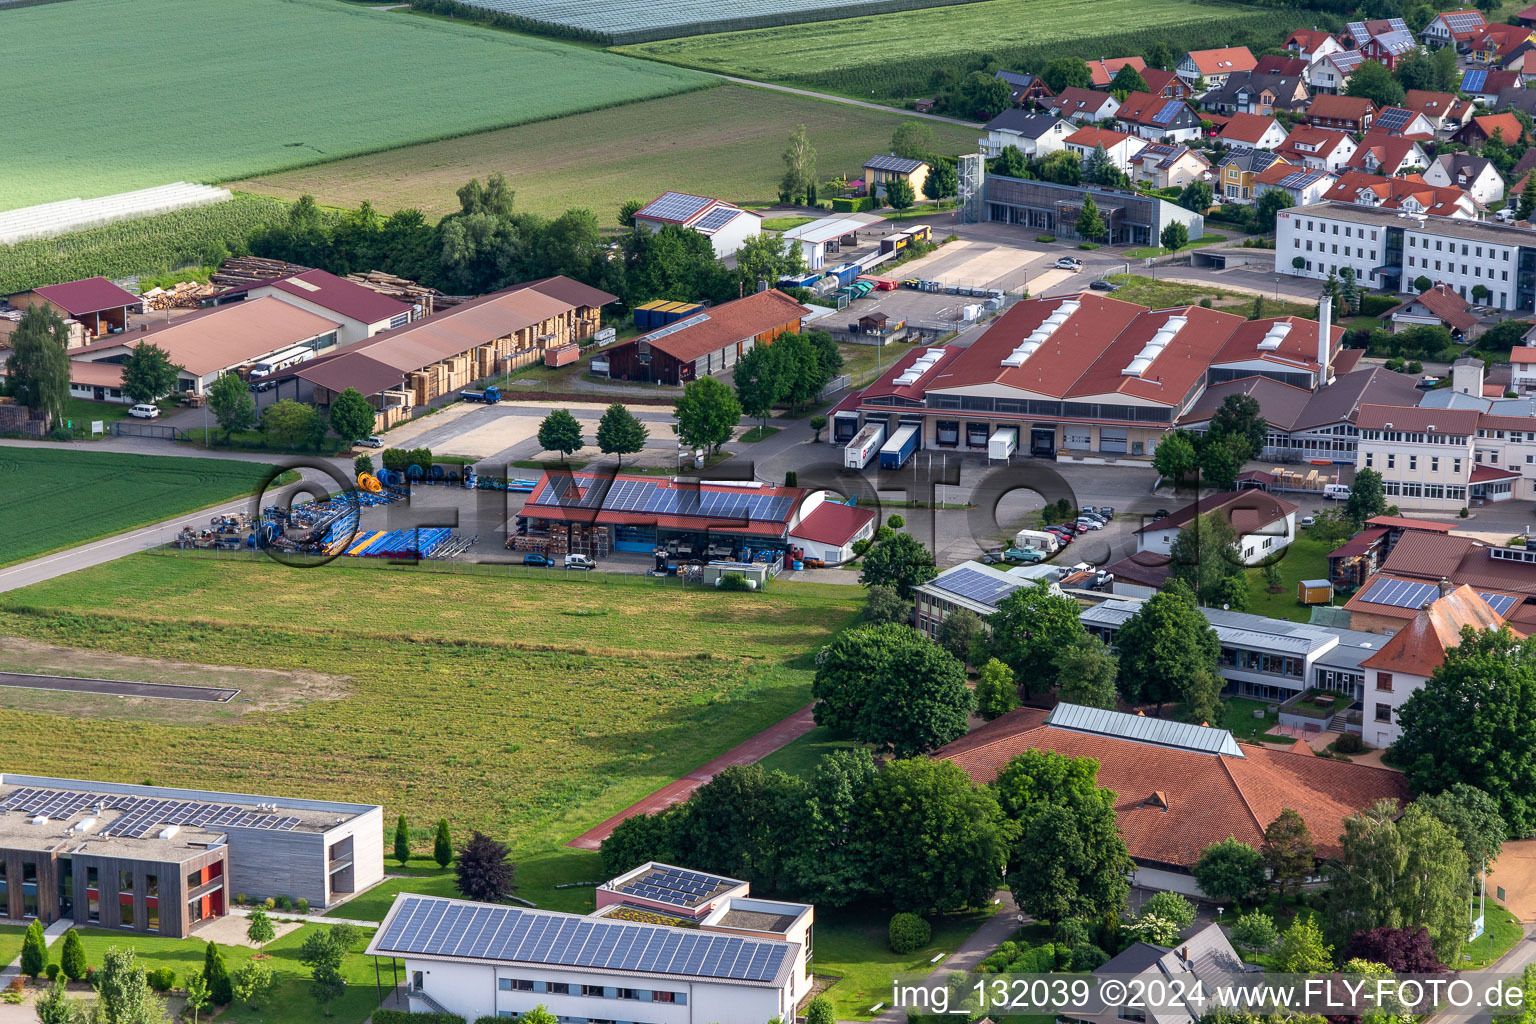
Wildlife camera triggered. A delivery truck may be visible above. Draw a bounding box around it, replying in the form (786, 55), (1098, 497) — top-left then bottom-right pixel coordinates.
(461, 385), (503, 404)
(843, 423), (886, 469)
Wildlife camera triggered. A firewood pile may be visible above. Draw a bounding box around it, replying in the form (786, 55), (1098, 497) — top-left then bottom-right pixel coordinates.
(141, 281), (220, 310)
(345, 270), (468, 313)
(210, 256), (311, 288)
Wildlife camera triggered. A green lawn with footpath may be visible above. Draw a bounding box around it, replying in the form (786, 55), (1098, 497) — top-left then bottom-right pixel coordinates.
(0, 448), (282, 568)
(814, 904), (1001, 1019)
(0, 0), (706, 212)
(1244, 535), (1332, 624)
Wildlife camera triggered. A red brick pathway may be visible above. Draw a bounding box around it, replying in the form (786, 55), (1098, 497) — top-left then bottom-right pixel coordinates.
(566, 703), (816, 850)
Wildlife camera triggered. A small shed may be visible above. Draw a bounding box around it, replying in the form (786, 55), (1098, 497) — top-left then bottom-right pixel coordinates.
(1297, 578), (1334, 604)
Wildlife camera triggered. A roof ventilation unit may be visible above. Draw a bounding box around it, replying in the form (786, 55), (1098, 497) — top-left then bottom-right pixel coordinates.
(72, 817), (95, 832)
(1256, 321), (1293, 351)
(1121, 315), (1187, 376)
(28, 816), (46, 825)
(158, 825), (179, 841)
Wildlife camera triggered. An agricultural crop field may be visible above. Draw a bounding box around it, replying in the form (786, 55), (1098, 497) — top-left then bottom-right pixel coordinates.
(0, 194), (330, 294)
(0, 449), (281, 567)
(617, 0), (1312, 103)
(0, 557), (863, 902)
(0, 0), (707, 212)
(233, 86), (984, 224)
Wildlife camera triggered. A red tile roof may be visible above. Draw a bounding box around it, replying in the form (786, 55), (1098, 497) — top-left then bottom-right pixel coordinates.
(1308, 93), (1375, 122)
(1065, 126), (1137, 150)
(1185, 47), (1257, 76)
(1361, 585), (1514, 675)
(66, 360), (125, 389)
(1355, 403), (1479, 433)
(1287, 28), (1337, 51)
(1277, 125), (1353, 160)
(25, 277), (140, 317)
(1510, 346), (1536, 365)
(1211, 314), (1345, 374)
(1328, 526), (1389, 559)
(1220, 113), (1284, 145)
(1134, 490), (1298, 535)
(1381, 282), (1477, 332)
(935, 707), (1410, 866)
(1053, 87), (1117, 117)
(859, 344), (964, 404)
(789, 500), (876, 547)
(1467, 113), (1524, 143)
(1087, 56), (1146, 87)
(1141, 68), (1184, 97)
(1364, 515), (1456, 532)
(636, 290), (806, 364)
(1322, 171), (1471, 217)
(1347, 132), (1425, 175)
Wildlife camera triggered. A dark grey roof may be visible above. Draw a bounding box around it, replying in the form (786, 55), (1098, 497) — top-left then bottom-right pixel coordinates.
(995, 70), (1041, 89)
(1219, 147), (1284, 174)
(1181, 375), (1310, 429)
(1495, 87), (1536, 116)
(985, 110), (1070, 137)
(865, 154), (927, 174)
(1098, 941), (1167, 975)
(1293, 365), (1426, 429)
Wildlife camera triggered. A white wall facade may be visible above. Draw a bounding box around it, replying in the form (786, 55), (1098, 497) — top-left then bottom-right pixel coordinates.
(1135, 515), (1294, 565)
(1277, 209), (1388, 287)
(244, 286), (399, 346)
(705, 213), (761, 259)
(1358, 425), (1474, 508)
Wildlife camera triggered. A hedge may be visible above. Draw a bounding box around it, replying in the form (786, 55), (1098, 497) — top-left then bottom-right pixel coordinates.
(831, 196), (878, 213)
(372, 1012), (466, 1024)
(1356, 294), (1399, 317)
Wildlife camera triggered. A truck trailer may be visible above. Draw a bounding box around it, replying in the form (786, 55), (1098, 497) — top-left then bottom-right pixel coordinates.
(843, 423), (886, 469)
(879, 423), (920, 470)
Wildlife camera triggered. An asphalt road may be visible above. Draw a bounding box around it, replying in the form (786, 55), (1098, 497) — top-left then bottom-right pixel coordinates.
(0, 671), (238, 702)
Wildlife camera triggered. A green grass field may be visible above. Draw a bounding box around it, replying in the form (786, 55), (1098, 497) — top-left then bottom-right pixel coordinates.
(616, 0), (1311, 103)
(0, 0), (706, 212)
(1245, 535), (1331, 624)
(0, 449), (282, 568)
(233, 85), (983, 224)
(815, 904), (999, 1019)
(0, 557), (863, 912)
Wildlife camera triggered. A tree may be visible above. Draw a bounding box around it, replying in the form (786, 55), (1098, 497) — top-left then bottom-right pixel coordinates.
(20, 918), (46, 979)
(892, 120), (938, 160)
(121, 342), (181, 405)
(34, 977), (84, 1024)
(596, 403), (648, 466)
(986, 581), (1088, 697)
(245, 906), (275, 946)
(457, 830), (518, 903)
(299, 928), (351, 1017)
(183, 973), (211, 1024)
(1126, 914), (1182, 945)
(4, 304), (70, 428)
(1181, 666), (1226, 726)
(735, 340), (785, 434)
(1180, 179), (1214, 213)
(1052, 633), (1118, 710)
(937, 608), (987, 665)
(1519, 177), (1536, 223)
(975, 658), (1020, 720)
(1249, 294), (1266, 322)
(923, 160), (959, 200)
(537, 408), (583, 463)
(859, 758), (1012, 912)
(232, 961), (276, 1011)
(734, 232), (805, 291)
(1346, 59), (1405, 108)
(58, 928), (86, 982)
(1144, 890), (1196, 928)
(433, 818), (453, 868)
(1041, 57), (1092, 93)
(1111, 64), (1151, 94)
(885, 179), (916, 210)
(1209, 392), (1267, 459)
(864, 583), (911, 624)
(991, 145), (1032, 179)
(673, 376), (741, 454)
(93, 948), (165, 1024)
(1416, 783), (1506, 879)
(1331, 800), (1470, 963)
(393, 813), (410, 866)
(1231, 911), (1281, 953)
(951, 71), (1013, 120)
(1251, 189), (1293, 233)
(1160, 221), (1189, 252)
(860, 532), (937, 598)
(1114, 581), (1220, 710)
(309, 963), (345, 1018)
(1169, 510), (1247, 608)
(806, 995), (836, 1024)
(781, 124), (818, 205)
(618, 198), (645, 227)
(809, 414), (827, 442)
(774, 330), (832, 413)
(1276, 916), (1335, 973)
(1345, 467), (1388, 525)
(1345, 927), (1442, 972)
(1193, 837), (1267, 907)
(996, 751), (1132, 924)
(1263, 808), (1315, 900)
(1198, 432), (1251, 491)
(1153, 431), (1198, 482)
(1040, 149), (1082, 185)
(201, 940), (232, 1005)
(260, 399), (318, 449)
(208, 372), (255, 440)
(1146, 43), (1175, 71)
(811, 623), (972, 756)
(779, 749), (877, 906)
(1413, 274), (1433, 293)
(1075, 194), (1105, 242)
(328, 387), (375, 444)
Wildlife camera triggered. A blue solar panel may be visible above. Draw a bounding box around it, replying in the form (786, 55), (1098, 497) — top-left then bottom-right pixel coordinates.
(934, 566), (1020, 607)
(1375, 107), (1414, 131)
(1359, 577), (1437, 609)
(639, 192), (715, 223)
(694, 206), (741, 232)
(1463, 69), (1489, 92)
(1481, 592), (1518, 615)
(1155, 99), (1185, 125)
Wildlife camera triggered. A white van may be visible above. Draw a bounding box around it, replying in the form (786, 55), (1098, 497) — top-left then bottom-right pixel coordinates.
(564, 554), (595, 570)
(1013, 528), (1060, 554)
(1323, 484), (1352, 501)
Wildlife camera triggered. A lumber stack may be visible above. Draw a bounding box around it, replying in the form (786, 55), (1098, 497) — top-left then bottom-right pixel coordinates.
(141, 281), (220, 310)
(210, 256), (310, 288)
(345, 270), (469, 314)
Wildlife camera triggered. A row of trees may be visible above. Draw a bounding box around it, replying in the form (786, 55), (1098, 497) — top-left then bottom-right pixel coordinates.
(734, 329), (842, 431)
(536, 403), (650, 464)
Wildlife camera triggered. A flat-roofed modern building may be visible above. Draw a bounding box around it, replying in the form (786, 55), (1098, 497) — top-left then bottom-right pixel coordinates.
(0, 774), (381, 936)
(369, 862), (813, 1024)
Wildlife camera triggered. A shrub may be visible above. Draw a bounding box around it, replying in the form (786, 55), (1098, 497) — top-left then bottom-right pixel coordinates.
(372, 1012), (468, 1024)
(1335, 732), (1363, 753)
(718, 573), (753, 591)
(148, 967), (175, 992)
(233, 893), (246, 906)
(273, 895), (291, 911)
(1036, 235), (1056, 243)
(1078, 242), (1100, 250)
(784, 470), (798, 487)
(60, 929), (87, 981)
(852, 538), (872, 556)
(263, 897), (275, 910)
(1143, 891), (1196, 928)
(1070, 942), (1109, 971)
(45, 964), (59, 982)
(831, 196), (877, 213)
(1357, 294), (1398, 316)
(889, 912), (932, 953)
(295, 898), (310, 914)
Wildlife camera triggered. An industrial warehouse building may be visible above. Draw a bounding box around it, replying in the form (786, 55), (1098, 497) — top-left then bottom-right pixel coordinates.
(981, 175), (1202, 245)
(369, 862), (813, 1024)
(597, 290), (809, 386)
(7, 277), (141, 342)
(0, 774), (382, 936)
(220, 268), (416, 345)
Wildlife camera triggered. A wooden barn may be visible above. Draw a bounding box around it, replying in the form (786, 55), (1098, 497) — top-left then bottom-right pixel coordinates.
(598, 290), (809, 386)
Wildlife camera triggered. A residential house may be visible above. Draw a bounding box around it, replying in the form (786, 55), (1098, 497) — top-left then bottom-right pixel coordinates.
(1063, 126), (1142, 173)
(1070, 925), (1245, 1024)
(1142, 67), (1193, 99)
(1176, 46), (1257, 89)
(1129, 144), (1211, 189)
(1049, 87), (1120, 123)
(862, 155), (931, 200)
(994, 69), (1053, 106)
(1459, 68), (1522, 103)
(1307, 93), (1375, 132)
(1320, 171), (1476, 218)
(1521, 3), (1536, 27)
(1370, 105), (1438, 138)
(1217, 148), (1288, 202)
(1422, 9), (1488, 49)
(1255, 54), (1312, 77)
(633, 192), (760, 258)
(1424, 153), (1506, 204)
(1135, 490), (1298, 565)
(980, 110), (1074, 158)
(1346, 132), (1430, 177)
(1403, 89), (1474, 133)
(1469, 22), (1535, 63)
(1356, 25), (1419, 68)
(1512, 346), (1536, 390)
(1494, 84), (1536, 116)
(1218, 112), (1288, 149)
(1378, 282), (1479, 337)
(1508, 49), (1536, 82)
(1114, 91), (1204, 142)
(1201, 69), (1311, 115)
(1308, 49), (1366, 93)
(1253, 162), (1338, 206)
(1276, 125), (1359, 171)
(1086, 56), (1147, 89)
(1287, 28), (1345, 62)
(1343, 18), (1410, 49)
(1455, 111), (1526, 148)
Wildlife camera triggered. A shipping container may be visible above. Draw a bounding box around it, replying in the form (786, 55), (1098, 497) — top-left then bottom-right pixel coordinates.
(988, 426), (1018, 461)
(544, 344), (580, 367)
(779, 272), (821, 289)
(880, 232), (910, 255)
(844, 423), (885, 469)
(906, 224), (933, 244)
(633, 300), (668, 330)
(828, 263), (860, 287)
(879, 423), (920, 470)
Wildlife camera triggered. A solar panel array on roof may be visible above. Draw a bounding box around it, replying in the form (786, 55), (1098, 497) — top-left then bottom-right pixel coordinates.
(1374, 107), (1416, 132)
(865, 155), (926, 174)
(376, 897), (792, 982)
(1333, 51), (1366, 72)
(1276, 169), (1326, 189)
(1483, 593), (1518, 615)
(1358, 578), (1519, 617)
(618, 866), (738, 908)
(1046, 703), (1246, 757)
(1462, 69), (1489, 92)
(1442, 10), (1484, 33)
(533, 476), (794, 523)
(638, 192), (715, 224)
(932, 566), (1019, 608)
(640, 313), (711, 343)
(1154, 99), (1186, 125)
(0, 788), (300, 838)
(694, 207), (743, 233)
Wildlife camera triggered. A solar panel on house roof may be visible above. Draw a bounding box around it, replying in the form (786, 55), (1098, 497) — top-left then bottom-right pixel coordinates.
(1334, 51), (1366, 71)
(1483, 593), (1518, 616)
(694, 207), (742, 233)
(1358, 577), (1438, 608)
(618, 866), (738, 907)
(1444, 11), (1483, 32)
(1375, 107), (1415, 132)
(639, 313), (711, 343)
(376, 897), (792, 982)
(1155, 99), (1185, 124)
(1463, 69), (1489, 92)
(933, 566), (1019, 608)
(638, 192), (715, 223)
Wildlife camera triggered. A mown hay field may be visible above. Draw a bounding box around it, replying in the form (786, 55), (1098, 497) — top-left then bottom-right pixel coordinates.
(232, 85), (984, 224)
(0, 557), (863, 899)
(0, 449), (282, 567)
(0, 0), (708, 212)
(616, 0), (1312, 103)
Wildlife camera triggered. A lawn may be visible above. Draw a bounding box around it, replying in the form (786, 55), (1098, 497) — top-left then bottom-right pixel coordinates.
(0, 557), (863, 912)
(755, 723), (862, 778)
(1463, 901), (1522, 969)
(0, 923), (26, 971)
(1124, 234), (1229, 259)
(0, 448), (282, 568)
(616, 1), (1311, 103)
(0, 0), (707, 212)
(762, 216), (817, 232)
(1244, 535), (1332, 624)
(739, 426), (781, 443)
(233, 85), (983, 225)
(814, 903), (1000, 1019)
(1105, 275), (1316, 319)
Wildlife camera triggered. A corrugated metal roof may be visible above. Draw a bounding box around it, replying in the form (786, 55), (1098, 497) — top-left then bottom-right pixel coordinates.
(1045, 703), (1246, 757)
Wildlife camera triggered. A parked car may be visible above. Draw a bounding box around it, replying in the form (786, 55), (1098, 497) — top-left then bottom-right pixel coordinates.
(1044, 527), (1074, 544)
(1301, 516), (1317, 527)
(128, 404), (160, 419)
(1086, 571), (1115, 591)
(1098, 506), (1115, 518)
(1151, 508), (1169, 520)
(1005, 547), (1045, 563)
(1079, 511), (1107, 524)
(522, 553), (552, 567)
(564, 554), (595, 570)
(1075, 518), (1103, 531)
(980, 551), (1001, 565)
(1089, 279), (1119, 291)
(1057, 522), (1084, 535)
(358, 436), (385, 448)
(1415, 375), (1442, 391)
(1055, 257), (1084, 272)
